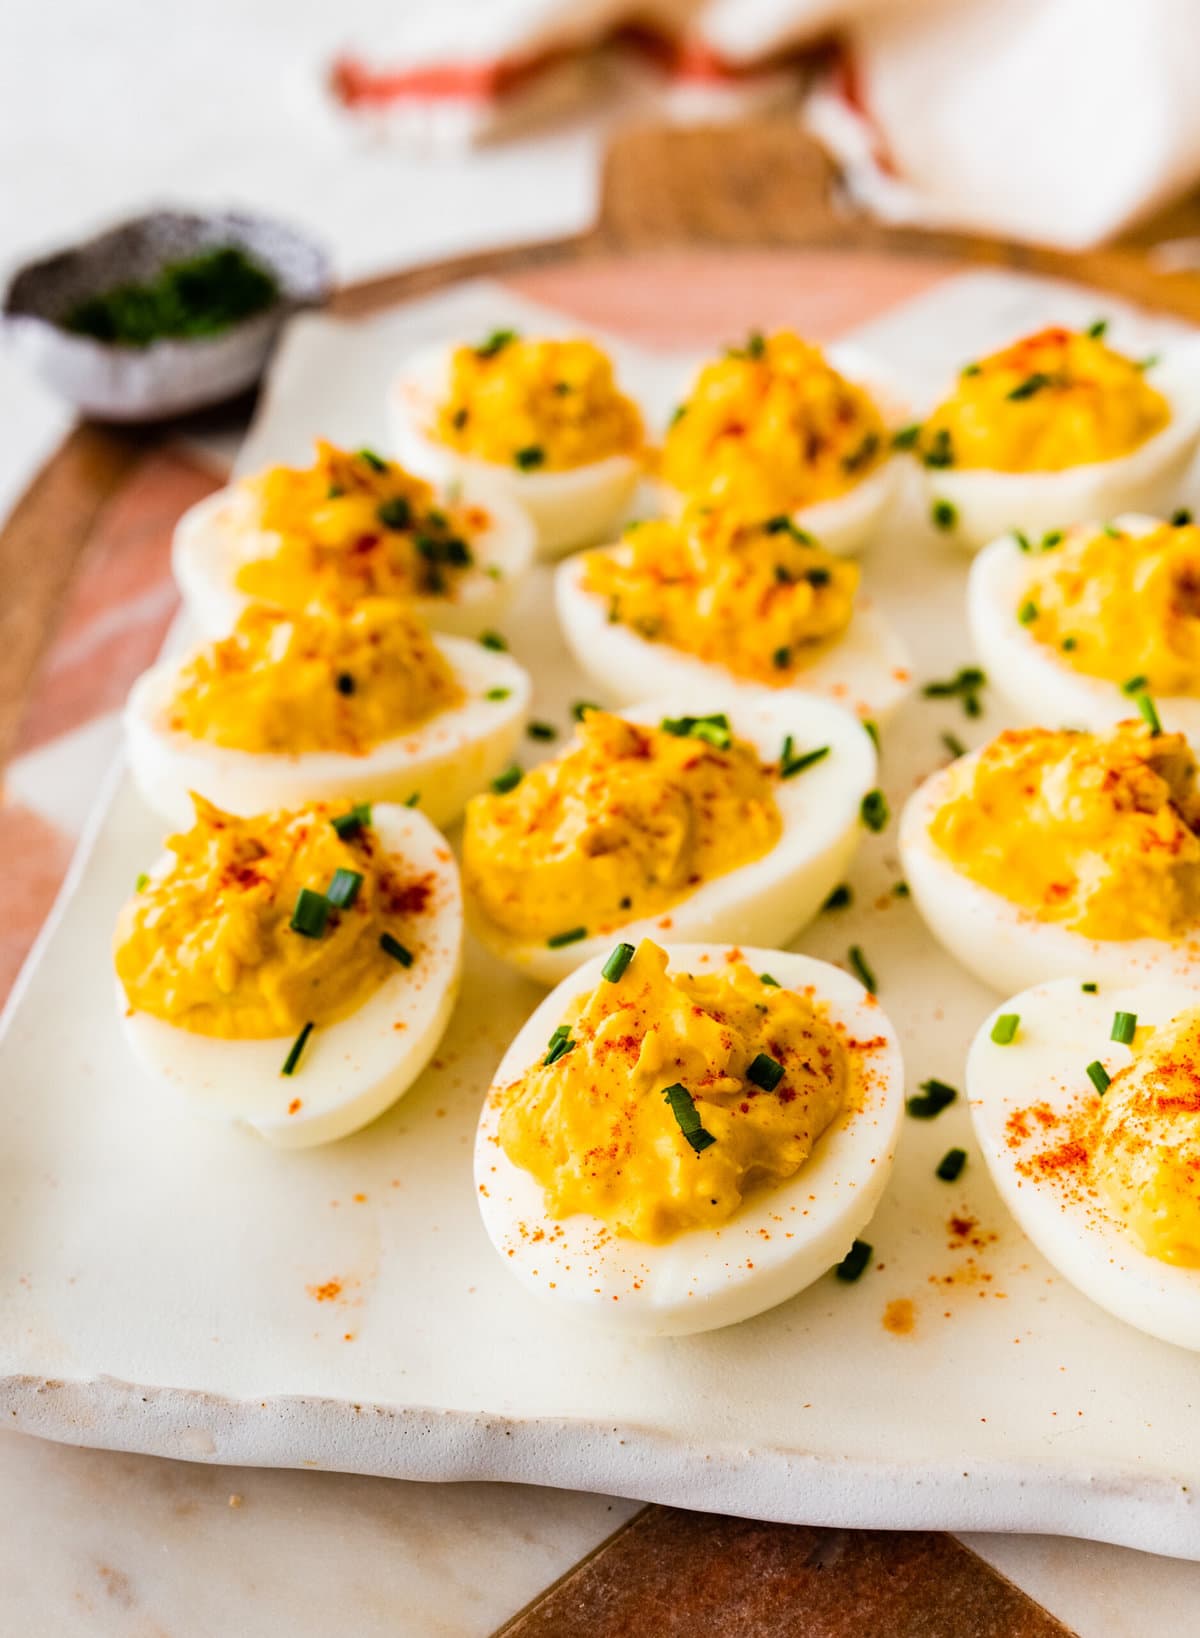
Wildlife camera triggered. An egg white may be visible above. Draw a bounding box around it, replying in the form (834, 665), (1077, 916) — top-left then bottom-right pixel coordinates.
(968, 976), (1200, 1351)
(118, 804), (463, 1149)
(467, 691), (878, 986)
(474, 942), (906, 1336)
(899, 751), (1200, 994)
(554, 550), (912, 725)
(124, 634), (531, 830)
(969, 513), (1200, 736)
(917, 349), (1200, 553)
(172, 475), (536, 640)
(388, 342), (641, 558)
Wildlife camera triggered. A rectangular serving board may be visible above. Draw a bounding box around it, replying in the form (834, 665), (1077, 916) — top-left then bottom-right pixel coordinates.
(4, 267), (1200, 1558)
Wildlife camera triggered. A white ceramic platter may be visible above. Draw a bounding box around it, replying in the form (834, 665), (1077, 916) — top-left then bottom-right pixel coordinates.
(5, 272), (1200, 1559)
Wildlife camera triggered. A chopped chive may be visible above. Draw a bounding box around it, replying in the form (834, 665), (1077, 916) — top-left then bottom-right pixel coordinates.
(961, 362), (982, 377)
(1104, 522), (1123, 538)
(514, 444), (545, 470)
(1139, 353), (1160, 371)
(1111, 1010), (1137, 1045)
(290, 888), (330, 939)
(661, 712), (732, 751)
(335, 672), (356, 696)
(1013, 530), (1033, 552)
(572, 700), (600, 721)
(891, 423), (920, 451)
(479, 629), (508, 651)
(936, 1147), (968, 1182)
(281, 1021), (315, 1077)
(1062, 637), (1077, 652)
(1018, 600), (1038, 625)
(135, 872), (149, 891)
(923, 427), (955, 469)
(747, 1052), (785, 1092)
(1082, 981), (1098, 993)
(1086, 1059), (1111, 1094)
(491, 764), (522, 794)
(405, 791), (421, 807)
(475, 327), (517, 358)
(1173, 508), (1193, 527)
(1041, 530), (1063, 549)
(1007, 372), (1052, 401)
(763, 515), (814, 543)
(932, 498), (957, 531)
(942, 731), (966, 758)
(848, 944), (876, 992)
(662, 1082), (715, 1153)
(773, 645), (791, 670)
(543, 1026), (575, 1067)
(547, 926), (587, 949)
(601, 942), (635, 983)
(991, 1013), (1019, 1045)
(1121, 674), (1148, 695)
(669, 403), (686, 427)
(907, 1079), (957, 1119)
(759, 972), (780, 987)
(893, 879), (910, 897)
(835, 1238), (873, 1282)
(1134, 692), (1162, 735)
(485, 686), (511, 701)
(377, 496), (412, 531)
(331, 802), (372, 840)
(863, 719), (880, 750)
(527, 720), (557, 741)
(380, 932), (413, 967)
(326, 868), (363, 910)
(1086, 318), (1109, 339)
(781, 743), (830, 779)
(823, 884), (852, 911)
(357, 448), (388, 473)
(860, 789), (889, 832)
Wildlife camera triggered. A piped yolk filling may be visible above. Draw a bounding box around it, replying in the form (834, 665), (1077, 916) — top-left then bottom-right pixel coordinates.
(235, 441), (488, 608)
(115, 797), (428, 1039)
(1023, 519), (1200, 695)
(580, 507), (857, 685)
(659, 330), (887, 514)
(435, 333), (643, 470)
(496, 939), (848, 1242)
(462, 711), (781, 943)
(167, 600), (463, 756)
(928, 724), (1200, 942)
(918, 326), (1169, 473)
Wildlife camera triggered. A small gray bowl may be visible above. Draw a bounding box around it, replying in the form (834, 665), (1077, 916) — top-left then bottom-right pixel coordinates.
(3, 208), (331, 423)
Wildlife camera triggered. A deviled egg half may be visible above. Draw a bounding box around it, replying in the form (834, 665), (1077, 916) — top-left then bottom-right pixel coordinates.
(556, 505), (912, 723)
(389, 330), (644, 557)
(463, 694), (880, 986)
(174, 441), (535, 639)
(899, 720), (1200, 994)
(909, 324), (1200, 552)
(656, 330), (905, 557)
(968, 978), (1200, 1351)
(475, 938), (905, 1335)
(125, 599), (531, 829)
(115, 796), (462, 1148)
(970, 511), (1200, 736)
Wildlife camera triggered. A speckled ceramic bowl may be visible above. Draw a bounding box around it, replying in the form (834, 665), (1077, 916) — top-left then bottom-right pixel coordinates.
(3, 209), (330, 423)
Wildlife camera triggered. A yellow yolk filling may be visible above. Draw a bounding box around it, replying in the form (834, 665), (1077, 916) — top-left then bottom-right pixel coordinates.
(167, 600), (462, 757)
(658, 330), (887, 514)
(435, 333), (643, 471)
(580, 507), (857, 685)
(1023, 519), (1200, 694)
(928, 724), (1200, 941)
(235, 441), (487, 608)
(497, 939), (848, 1242)
(115, 797), (422, 1038)
(918, 326), (1169, 473)
(1092, 1009), (1200, 1265)
(462, 711), (781, 943)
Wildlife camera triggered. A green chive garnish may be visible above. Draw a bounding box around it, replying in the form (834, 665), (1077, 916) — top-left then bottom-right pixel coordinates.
(377, 496), (412, 531)
(601, 942), (635, 983)
(1007, 372), (1052, 401)
(527, 721), (557, 741)
(547, 926), (587, 949)
(514, 445), (545, 470)
(662, 1082), (715, 1153)
(1086, 318), (1108, 339)
(1111, 1010), (1137, 1045)
(860, 789), (889, 832)
(923, 667), (985, 717)
(1018, 600), (1038, 625)
(661, 712), (732, 751)
(290, 888), (330, 939)
(848, 945), (876, 992)
(357, 448), (388, 473)
(780, 741), (830, 779)
(923, 428), (954, 469)
(823, 884), (852, 911)
(572, 700), (600, 721)
(405, 792), (421, 807)
(1062, 637), (1077, 652)
(1014, 530), (1033, 552)
(1139, 353), (1160, 371)
(891, 424), (920, 451)
(932, 498), (957, 531)
(942, 731), (966, 758)
(485, 686), (511, 702)
(281, 1021), (314, 1077)
(479, 630), (508, 651)
(1135, 692), (1162, 735)
(1082, 981), (1098, 993)
(491, 764), (522, 794)
(1041, 530), (1063, 549)
(326, 869), (362, 910)
(773, 645), (791, 670)
(991, 1013), (1019, 1045)
(331, 802), (372, 840)
(135, 872), (149, 891)
(907, 1079), (957, 1119)
(543, 1025), (574, 1067)
(835, 1239), (873, 1282)
(747, 1053), (785, 1092)
(475, 328), (517, 358)
(759, 972), (780, 987)
(1121, 674), (1148, 695)
(1173, 509), (1193, 527)
(863, 719), (880, 750)
(380, 933), (413, 967)
(936, 1147), (967, 1182)
(1087, 1060), (1111, 1094)
(893, 880), (910, 897)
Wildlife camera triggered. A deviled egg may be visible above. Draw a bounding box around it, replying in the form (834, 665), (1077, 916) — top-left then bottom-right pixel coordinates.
(463, 695), (880, 985)
(969, 978), (1200, 1350)
(125, 599), (530, 828)
(475, 938), (905, 1335)
(389, 330), (644, 556)
(909, 325), (1200, 551)
(174, 441), (535, 639)
(115, 796), (463, 1148)
(969, 512), (1200, 735)
(656, 330), (904, 557)
(899, 720), (1200, 993)
(556, 506), (912, 723)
